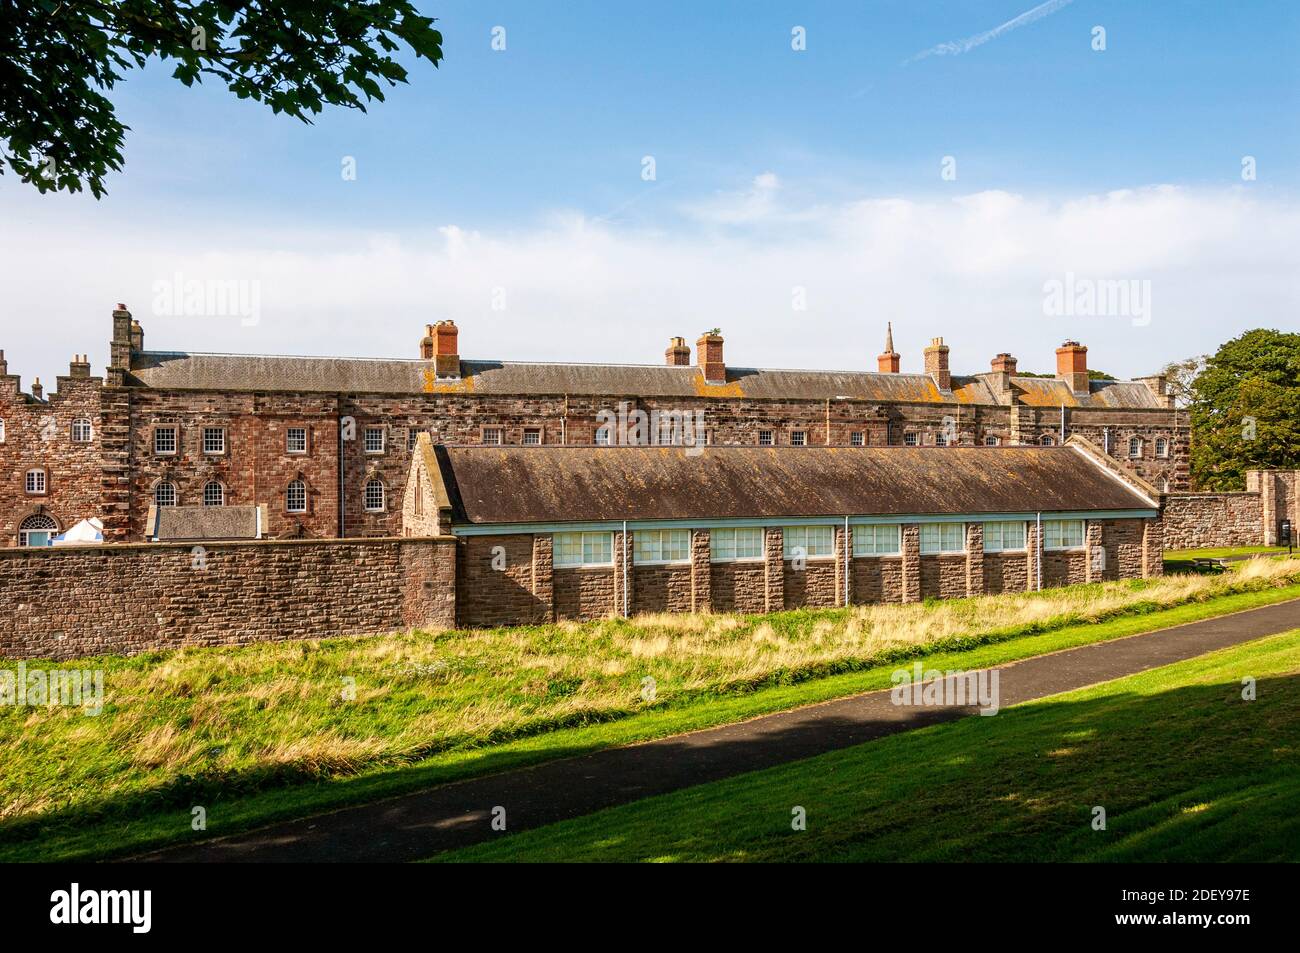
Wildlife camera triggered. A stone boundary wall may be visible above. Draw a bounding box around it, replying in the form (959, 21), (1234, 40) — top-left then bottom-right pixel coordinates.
(1160, 470), (1300, 550)
(0, 536), (456, 661)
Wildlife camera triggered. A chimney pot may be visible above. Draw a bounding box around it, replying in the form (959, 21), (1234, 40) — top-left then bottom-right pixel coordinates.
(665, 336), (691, 366)
(31, 377), (43, 400)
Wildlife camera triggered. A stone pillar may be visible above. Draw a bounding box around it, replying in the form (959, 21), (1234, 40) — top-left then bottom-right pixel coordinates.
(1084, 520), (1104, 583)
(900, 524), (921, 603)
(1142, 518), (1163, 578)
(836, 523), (853, 606)
(764, 526), (784, 613)
(965, 522), (985, 597)
(532, 534), (554, 622)
(1257, 471), (1277, 545)
(613, 529), (632, 617)
(690, 529), (712, 614)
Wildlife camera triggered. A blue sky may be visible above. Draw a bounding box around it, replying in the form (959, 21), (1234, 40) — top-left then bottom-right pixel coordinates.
(2, 0), (1297, 385)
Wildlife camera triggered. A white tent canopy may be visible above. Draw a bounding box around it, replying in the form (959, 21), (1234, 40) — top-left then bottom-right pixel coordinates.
(53, 517), (104, 545)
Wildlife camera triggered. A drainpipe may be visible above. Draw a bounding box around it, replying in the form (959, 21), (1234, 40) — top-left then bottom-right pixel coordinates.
(622, 520), (629, 617)
(1036, 511), (1043, 592)
(338, 405), (346, 538)
(1059, 401), (1066, 444)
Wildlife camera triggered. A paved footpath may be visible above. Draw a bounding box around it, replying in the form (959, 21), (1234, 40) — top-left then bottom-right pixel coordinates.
(138, 598), (1300, 863)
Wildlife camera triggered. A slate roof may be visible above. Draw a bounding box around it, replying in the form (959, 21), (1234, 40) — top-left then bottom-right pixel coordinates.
(128, 351), (1166, 409)
(150, 505), (262, 541)
(434, 445), (1157, 526)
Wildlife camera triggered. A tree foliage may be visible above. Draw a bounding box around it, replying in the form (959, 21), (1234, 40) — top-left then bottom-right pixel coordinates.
(0, 1), (442, 197)
(1188, 329), (1300, 490)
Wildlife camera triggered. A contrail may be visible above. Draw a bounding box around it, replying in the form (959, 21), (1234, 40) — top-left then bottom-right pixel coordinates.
(905, 0), (1076, 64)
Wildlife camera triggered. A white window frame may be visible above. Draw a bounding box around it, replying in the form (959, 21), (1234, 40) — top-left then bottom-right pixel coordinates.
(1043, 519), (1085, 551)
(903, 431), (918, 447)
(286, 479), (307, 513)
(364, 478), (386, 513)
(0, 417), (6, 443)
(983, 520), (1027, 552)
(1155, 437), (1169, 458)
(919, 522), (965, 555)
(71, 418), (93, 443)
(153, 425), (178, 456)
(25, 468), (47, 495)
(482, 427), (504, 446)
(633, 528), (690, 565)
(758, 430), (774, 446)
(522, 428), (542, 446)
(18, 514), (57, 547)
(1040, 434), (1055, 446)
(850, 432), (865, 447)
(1128, 436), (1142, 458)
(852, 523), (901, 557)
(984, 434), (999, 446)
(594, 426), (611, 446)
(553, 531), (614, 568)
(934, 432), (948, 447)
(286, 427), (308, 454)
(154, 481), (177, 507)
(710, 526), (764, 563)
(202, 426), (226, 455)
(790, 430), (807, 447)
(783, 525), (835, 560)
(364, 427), (386, 454)
(203, 481), (225, 507)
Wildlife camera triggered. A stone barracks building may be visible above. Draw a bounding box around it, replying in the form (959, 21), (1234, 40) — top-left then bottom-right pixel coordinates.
(1, 303), (1191, 550)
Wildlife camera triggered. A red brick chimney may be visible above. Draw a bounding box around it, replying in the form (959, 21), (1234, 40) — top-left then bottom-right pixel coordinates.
(697, 331), (725, 384)
(1056, 340), (1089, 395)
(924, 337), (951, 391)
(665, 336), (691, 366)
(989, 352), (1017, 394)
(877, 322), (900, 373)
(431, 320), (460, 379)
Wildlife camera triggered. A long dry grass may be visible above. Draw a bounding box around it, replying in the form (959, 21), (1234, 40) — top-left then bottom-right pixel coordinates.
(2, 558), (1298, 826)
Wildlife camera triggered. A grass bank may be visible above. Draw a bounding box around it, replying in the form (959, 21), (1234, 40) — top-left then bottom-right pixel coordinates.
(437, 629), (1300, 862)
(2, 558), (1298, 861)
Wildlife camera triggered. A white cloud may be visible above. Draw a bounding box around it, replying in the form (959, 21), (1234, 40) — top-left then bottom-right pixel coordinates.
(0, 183), (1296, 392)
(907, 0), (1076, 64)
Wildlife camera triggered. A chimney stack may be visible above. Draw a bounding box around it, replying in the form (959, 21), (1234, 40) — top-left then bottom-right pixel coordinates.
(877, 322), (900, 373)
(130, 320), (144, 352)
(31, 377), (43, 400)
(69, 354), (91, 379)
(924, 337), (951, 391)
(665, 336), (691, 366)
(989, 352), (1017, 394)
(110, 303), (133, 373)
(433, 320), (460, 379)
(1055, 340), (1089, 395)
(696, 331), (725, 385)
(420, 324), (436, 360)
(1135, 374), (1176, 409)
(0, 350), (7, 376)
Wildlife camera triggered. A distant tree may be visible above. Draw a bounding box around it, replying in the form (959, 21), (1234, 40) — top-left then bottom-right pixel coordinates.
(1159, 354), (1207, 408)
(1189, 329), (1300, 490)
(0, 1), (442, 197)
(1015, 369), (1117, 381)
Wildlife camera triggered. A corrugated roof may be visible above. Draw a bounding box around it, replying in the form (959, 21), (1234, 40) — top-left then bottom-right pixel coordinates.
(436, 445), (1154, 525)
(152, 505), (260, 541)
(128, 351), (1166, 408)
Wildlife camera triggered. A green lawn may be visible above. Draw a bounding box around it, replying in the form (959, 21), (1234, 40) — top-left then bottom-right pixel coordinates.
(3, 561), (1298, 862)
(436, 630), (1300, 863)
(1164, 546), (1289, 572)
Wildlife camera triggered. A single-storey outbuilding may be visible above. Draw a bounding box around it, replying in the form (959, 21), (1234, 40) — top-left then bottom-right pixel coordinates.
(403, 434), (1162, 627)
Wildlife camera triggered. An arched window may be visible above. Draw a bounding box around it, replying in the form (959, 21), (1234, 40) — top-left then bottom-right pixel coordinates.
(25, 468), (46, 495)
(155, 481), (177, 507)
(364, 477), (385, 512)
(1039, 434), (1055, 446)
(984, 435), (999, 446)
(203, 481), (224, 507)
(19, 514), (57, 547)
(1155, 437), (1169, 458)
(286, 479), (307, 513)
(1128, 436), (1143, 458)
(71, 418), (93, 443)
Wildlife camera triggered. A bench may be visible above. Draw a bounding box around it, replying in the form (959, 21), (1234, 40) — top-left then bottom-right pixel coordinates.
(1190, 557), (1228, 572)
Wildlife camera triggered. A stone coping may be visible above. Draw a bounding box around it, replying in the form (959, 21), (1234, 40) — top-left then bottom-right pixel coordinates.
(0, 535), (457, 558)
